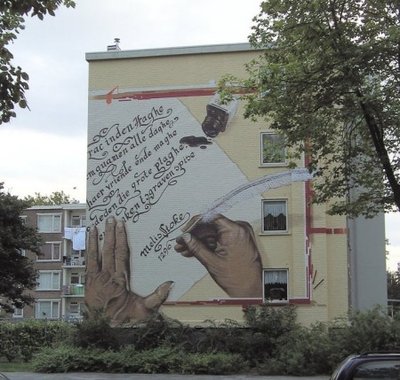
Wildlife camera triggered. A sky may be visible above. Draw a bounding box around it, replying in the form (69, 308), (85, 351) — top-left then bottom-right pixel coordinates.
(0, 0), (399, 271)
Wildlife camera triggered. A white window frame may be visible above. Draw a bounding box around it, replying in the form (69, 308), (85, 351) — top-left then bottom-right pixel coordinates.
(263, 269), (289, 303)
(71, 215), (86, 227)
(260, 132), (287, 167)
(70, 272), (84, 285)
(37, 213), (62, 233)
(261, 199), (289, 234)
(37, 270), (61, 291)
(35, 299), (60, 319)
(37, 241), (62, 261)
(68, 301), (83, 315)
(13, 307), (23, 318)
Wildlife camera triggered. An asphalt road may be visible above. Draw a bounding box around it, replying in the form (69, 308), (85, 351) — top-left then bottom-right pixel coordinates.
(1, 373), (330, 380)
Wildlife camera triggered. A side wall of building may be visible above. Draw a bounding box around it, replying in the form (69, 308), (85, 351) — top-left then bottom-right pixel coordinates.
(11, 205), (87, 321)
(86, 44), (349, 325)
(348, 214), (387, 310)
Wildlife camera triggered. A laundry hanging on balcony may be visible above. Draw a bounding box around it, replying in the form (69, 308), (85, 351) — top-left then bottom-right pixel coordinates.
(64, 227), (86, 250)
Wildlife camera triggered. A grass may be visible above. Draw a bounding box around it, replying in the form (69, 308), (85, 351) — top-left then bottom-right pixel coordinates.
(0, 359), (34, 372)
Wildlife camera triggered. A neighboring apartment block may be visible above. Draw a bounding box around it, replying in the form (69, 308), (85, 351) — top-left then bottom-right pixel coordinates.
(11, 204), (87, 321)
(85, 43), (387, 325)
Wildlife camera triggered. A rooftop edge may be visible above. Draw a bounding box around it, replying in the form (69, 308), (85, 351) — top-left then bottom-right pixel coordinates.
(86, 42), (255, 61)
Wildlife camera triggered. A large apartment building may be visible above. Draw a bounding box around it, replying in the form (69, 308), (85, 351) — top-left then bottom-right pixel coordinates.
(10, 204), (87, 321)
(85, 43), (387, 325)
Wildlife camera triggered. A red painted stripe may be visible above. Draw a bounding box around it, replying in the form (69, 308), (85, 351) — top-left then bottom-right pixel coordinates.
(290, 298), (312, 305)
(95, 86), (250, 103)
(164, 299), (263, 306)
(164, 298), (311, 306)
(121, 88), (217, 100)
(94, 87), (218, 103)
(309, 227), (347, 234)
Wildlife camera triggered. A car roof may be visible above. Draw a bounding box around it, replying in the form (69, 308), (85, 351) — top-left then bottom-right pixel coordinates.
(331, 352), (400, 380)
(356, 352), (400, 358)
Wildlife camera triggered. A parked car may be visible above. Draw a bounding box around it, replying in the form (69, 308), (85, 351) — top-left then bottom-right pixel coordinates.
(330, 352), (400, 379)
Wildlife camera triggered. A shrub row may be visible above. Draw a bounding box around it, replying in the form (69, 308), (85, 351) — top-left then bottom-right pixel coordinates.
(32, 345), (246, 375)
(3, 305), (400, 375)
(69, 305), (400, 376)
(0, 320), (72, 362)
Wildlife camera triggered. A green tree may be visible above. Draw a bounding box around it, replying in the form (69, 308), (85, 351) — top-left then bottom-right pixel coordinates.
(387, 270), (400, 300)
(0, 0), (75, 124)
(220, 0), (400, 216)
(0, 183), (41, 312)
(24, 190), (76, 206)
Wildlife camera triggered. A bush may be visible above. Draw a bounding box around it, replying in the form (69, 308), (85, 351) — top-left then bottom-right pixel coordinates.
(240, 304), (300, 363)
(10, 306), (400, 376)
(185, 319), (247, 354)
(72, 311), (119, 350)
(182, 352), (247, 375)
(327, 306), (400, 364)
(32, 345), (248, 374)
(117, 314), (191, 351)
(0, 320), (72, 362)
(261, 322), (334, 375)
(33, 345), (126, 373)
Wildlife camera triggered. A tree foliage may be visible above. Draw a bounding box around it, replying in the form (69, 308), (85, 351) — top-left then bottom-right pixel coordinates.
(0, 0), (75, 124)
(24, 190), (76, 206)
(0, 183), (41, 312)
(219, 0), (400, 216)
(387, 270), (400, 300)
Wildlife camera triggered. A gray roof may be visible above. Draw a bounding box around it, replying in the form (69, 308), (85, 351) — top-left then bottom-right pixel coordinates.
(86, 42), (255, 62)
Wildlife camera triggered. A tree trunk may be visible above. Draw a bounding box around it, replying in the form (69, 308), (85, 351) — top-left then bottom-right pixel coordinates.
(357, 91), (400, 212)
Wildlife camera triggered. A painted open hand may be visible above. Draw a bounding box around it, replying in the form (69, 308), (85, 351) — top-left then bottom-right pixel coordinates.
(85, 216), (174, 325)
(175, 214), (262, 298)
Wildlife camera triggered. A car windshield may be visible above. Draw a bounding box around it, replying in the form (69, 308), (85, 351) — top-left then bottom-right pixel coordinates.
(353, 359), (400, 379)
(330, 356), (357, 380)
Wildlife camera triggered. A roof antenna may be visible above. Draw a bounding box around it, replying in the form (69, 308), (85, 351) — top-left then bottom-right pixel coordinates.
(107, 38), (121, 51)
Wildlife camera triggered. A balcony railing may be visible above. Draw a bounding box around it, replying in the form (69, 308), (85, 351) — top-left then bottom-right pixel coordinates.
(64, 314), (83, 323)
(63, 257), (85, 267)
(62, 284), (85, 296)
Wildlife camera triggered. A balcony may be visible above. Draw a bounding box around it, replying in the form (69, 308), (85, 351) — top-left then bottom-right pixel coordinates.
(62, 284), (85, 297)
(63, 257), (85, 267)
(64, 314), (83, 323)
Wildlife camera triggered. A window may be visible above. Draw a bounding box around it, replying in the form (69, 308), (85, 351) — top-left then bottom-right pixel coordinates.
(353, 360), (400, 379)
(37, 242), (61, 261)
(70, 272), (84, 284)
(71, 215), (86, 227)
(13, 308), (23, 318)
(264, 269), (288, 302)
(260, 132), (286, 166)
(37, 214), (61, 233)
(37, 271), (61, 291)
(69, 301), (83, 315)
(262, 200), (288, 233)
(35, 300), (60, 319)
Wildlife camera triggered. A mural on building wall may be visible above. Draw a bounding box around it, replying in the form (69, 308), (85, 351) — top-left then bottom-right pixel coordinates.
(86, 216), (174, 325)
(86, 87), (311, 323)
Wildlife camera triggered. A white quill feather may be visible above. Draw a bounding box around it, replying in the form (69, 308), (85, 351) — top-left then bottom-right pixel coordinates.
(201, 168), (312, 223)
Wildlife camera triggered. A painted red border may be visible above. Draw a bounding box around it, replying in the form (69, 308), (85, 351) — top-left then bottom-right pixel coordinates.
(96, 87), (347, 308)
(165, 298), (312, 306)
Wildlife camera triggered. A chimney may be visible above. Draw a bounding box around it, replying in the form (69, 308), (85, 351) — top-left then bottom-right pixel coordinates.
(107, 38), (121, 51)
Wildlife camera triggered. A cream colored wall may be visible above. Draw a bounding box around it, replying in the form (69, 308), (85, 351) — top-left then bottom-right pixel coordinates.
(88, 52), (255, 91)
(87, 48), (349, 325)
(163, 304), (247, 325)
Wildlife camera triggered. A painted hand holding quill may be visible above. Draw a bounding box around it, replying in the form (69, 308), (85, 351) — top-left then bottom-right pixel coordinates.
(175, 169), (312, 298)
